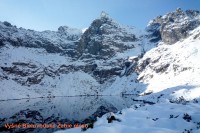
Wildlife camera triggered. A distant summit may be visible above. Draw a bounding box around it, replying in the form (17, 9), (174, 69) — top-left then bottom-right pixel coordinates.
(146, 9), (200, 44)
(78, 12), (139, 59)
(100, 11), (109, 18)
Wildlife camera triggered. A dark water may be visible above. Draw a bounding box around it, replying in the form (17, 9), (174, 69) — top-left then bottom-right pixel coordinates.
(0, 96), (145, 133)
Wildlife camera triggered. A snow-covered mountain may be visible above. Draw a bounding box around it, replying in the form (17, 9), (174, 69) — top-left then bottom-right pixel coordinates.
(55, 9), (200, 133)
(0, 22), (82, 56)
(0, 8), (200, 101)
(1, 8), (200, 133)
(146, 8), (200, 44)
(1, 9), (200, 100)
(0, 12), (144, 100)
(78, 13), (140, 59)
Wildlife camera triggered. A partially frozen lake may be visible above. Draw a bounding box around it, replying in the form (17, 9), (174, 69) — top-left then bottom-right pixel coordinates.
(0, 95), (146, 133)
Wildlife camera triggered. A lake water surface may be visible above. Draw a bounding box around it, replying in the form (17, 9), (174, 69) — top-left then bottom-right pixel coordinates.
(0, 96), (145, 133)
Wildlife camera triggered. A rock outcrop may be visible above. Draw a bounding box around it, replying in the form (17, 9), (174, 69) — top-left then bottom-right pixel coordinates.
(78, 12), (138, 59)
(146, 8), (200, 44)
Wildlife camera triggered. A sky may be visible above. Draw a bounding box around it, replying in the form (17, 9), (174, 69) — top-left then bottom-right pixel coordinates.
(0, 0), (200, 31)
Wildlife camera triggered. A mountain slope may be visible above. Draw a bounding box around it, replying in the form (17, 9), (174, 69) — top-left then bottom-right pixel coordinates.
(0, 9), (200, 103)
(136, 25), (200, 102)
(147, 8), (200, 44)
(0, 21), (82, 57)
(100, 9), (200, 100)
(78, 13), (140, 59)
(55, 9), (200, 133)
(0, 12), (145, 100)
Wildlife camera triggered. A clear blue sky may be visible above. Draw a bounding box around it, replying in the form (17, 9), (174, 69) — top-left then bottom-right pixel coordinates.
(0, 0), (200, 31)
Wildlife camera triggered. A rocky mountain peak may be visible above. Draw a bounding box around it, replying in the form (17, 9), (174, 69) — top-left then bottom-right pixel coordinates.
(0, 20), (83, 55)
(176, 7), (183, 13)
(57, 26), (82, 41)
(78, 14), (139, 59)
(58, 26), (70, 33)
(146, 9), (200, 44)
(83, 12), (116, 36)
(58, 26), (81, 35)
(100, 11), (110, 19)
(2, 21), (13, 27)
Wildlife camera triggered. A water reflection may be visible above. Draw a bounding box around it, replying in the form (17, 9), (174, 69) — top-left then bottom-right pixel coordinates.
(0, 95), (142, 133)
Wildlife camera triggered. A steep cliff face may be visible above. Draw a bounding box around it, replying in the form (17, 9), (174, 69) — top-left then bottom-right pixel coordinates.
(78, 13), (140, 59)
(137, 26), (200, 95)
(0, 12), (144, 100)
(0, 22), (82, 57)
(0, 9), (200, 100)
(101, 9), (200, 97)
(1, 9), (200, 133)
(147, 8), (200, 44)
